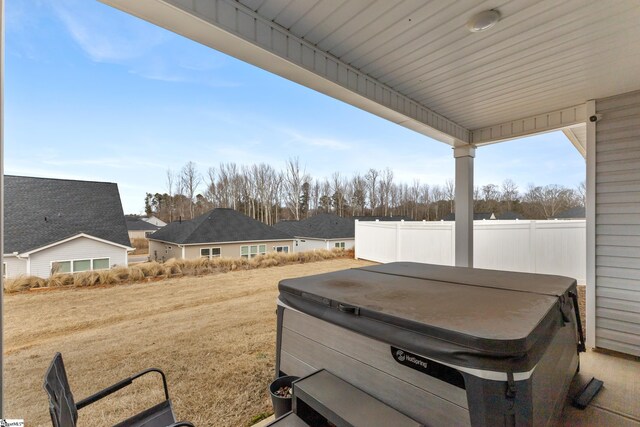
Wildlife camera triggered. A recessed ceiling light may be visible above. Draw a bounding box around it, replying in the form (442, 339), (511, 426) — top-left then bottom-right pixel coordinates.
(466, 10), (501, 33)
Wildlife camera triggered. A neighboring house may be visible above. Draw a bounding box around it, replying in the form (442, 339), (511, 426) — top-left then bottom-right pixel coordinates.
(147, 208), (294, 261)
(3, 176), (133, 278)
(442, 212), (496, 221)
(274, 214), (355, 252)
(352, 215), (412, 222)
(496, 211), (524, 220)
(551, 206), (586, 220)
(141, 216), (167, 227)
(126, 216), (161, 241)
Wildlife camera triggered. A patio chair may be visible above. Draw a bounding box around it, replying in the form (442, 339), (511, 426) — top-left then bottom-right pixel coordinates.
(44, 352), (194, 427)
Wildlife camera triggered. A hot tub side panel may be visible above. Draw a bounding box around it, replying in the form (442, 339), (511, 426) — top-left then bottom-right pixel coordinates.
(278, 307), (472, 426)
(531, 312), (580, 425)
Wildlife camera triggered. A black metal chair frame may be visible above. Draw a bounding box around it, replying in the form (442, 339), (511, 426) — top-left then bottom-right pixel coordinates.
(44, 352), (194, 427)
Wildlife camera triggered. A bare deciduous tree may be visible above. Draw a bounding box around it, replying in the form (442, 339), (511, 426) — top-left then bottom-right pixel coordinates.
(444, 179), (455, 214)
(365, 168), (379, 216)
(378, 168), (394, 216)
(284, 157), (309, 220)
(501, 179), (519, 211)
(166, 169), (175, 222)
(181, 161), (201, 219)
(146, 161), (584, 224)
(577, 181), (586, 207)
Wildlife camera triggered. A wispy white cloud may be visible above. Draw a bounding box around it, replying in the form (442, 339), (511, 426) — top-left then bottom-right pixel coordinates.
(51, 0), (167, 62)
(50, 0), (240, 87)
(280, 128), (351, 151)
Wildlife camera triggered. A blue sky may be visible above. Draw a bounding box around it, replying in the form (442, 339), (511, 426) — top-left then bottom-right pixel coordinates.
(5, 0), (585, 214)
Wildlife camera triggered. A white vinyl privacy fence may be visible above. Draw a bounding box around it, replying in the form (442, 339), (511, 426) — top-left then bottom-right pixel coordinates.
(355, 220), (586, 283)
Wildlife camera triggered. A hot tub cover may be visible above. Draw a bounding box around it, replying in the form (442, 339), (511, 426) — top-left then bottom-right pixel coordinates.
(278, 262), (578, 373)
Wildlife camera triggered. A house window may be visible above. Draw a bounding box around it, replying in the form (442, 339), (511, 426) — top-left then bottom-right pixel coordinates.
(52, 257), (111, 274)
(201, 247), (221, 259)
(52, 261), (72, 274)
(275, 246), (289, 253)
(93, 258), (110, 270)
(240, 244), (266, 259)
(73, 259), (91, 272)
(334, 242), (346, 249)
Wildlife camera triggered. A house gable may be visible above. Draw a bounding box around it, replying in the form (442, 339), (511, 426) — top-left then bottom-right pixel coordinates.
(28, 235), (129, 278)
(4, 175), (131, 253)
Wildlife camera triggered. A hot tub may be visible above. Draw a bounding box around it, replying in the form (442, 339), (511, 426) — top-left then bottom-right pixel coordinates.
(275, 262), (583, 426)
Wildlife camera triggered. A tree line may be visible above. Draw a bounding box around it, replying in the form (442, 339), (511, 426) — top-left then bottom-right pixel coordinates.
(143, 159), (585, 225)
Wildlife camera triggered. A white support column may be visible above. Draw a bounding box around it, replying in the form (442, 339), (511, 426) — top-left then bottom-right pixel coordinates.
(585, 99), (596, 349)
(454, 145), (475, 267)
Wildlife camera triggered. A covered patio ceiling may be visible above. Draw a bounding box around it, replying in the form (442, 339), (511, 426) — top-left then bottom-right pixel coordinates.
(101, 0), (640, 149)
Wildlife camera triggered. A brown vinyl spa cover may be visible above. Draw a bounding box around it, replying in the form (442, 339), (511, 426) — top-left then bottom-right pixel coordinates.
(278, 262), (578, 372)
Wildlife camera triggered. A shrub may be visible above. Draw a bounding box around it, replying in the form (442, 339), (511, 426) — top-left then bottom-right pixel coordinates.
(4, 275), (46, 293)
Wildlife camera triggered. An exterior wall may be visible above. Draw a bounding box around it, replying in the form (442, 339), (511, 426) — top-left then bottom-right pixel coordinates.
(143, 216), (166, 227)
(149, 239), (180, 262)
(294, 238), (354, 252)
(593, 90), (640, 356)
(128, 230), (153, 240)
(355, 220), (586, 283)
(28, 236), (128, 278)
(295, 238), (328, 252)
(3, 256), (27, 278)
(183, 240), (295, 259)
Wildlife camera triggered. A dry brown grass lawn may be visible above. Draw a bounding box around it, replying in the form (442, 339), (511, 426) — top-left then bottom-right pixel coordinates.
(4, 258), (374, 427)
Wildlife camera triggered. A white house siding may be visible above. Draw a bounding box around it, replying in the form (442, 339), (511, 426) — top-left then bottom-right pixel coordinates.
(3, 256), (27, 278)
(292, 238), (354, 252)
(594, 90), (640, 356)
(142, 216), (166, 227)
(29, 236), (128, 278)
(149, 240), (180, 262)
(184, 240), (295, 259)
(294, 237), (355, 252)
(128, 230), (154, 240)
(294, 239), (327, 253)
(149, 239), (296, 261)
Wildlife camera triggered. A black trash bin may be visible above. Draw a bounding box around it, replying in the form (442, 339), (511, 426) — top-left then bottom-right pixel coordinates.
(269, 375), (298, 418)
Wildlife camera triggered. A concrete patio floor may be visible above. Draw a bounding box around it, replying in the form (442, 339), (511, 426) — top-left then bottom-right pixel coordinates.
(254, 349), (640, 426)
(560, 349), (640, 426)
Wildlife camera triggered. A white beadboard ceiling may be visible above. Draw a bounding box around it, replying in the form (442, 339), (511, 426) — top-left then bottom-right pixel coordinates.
(101, 0), (640, 145)
(237, 0), (640, 130)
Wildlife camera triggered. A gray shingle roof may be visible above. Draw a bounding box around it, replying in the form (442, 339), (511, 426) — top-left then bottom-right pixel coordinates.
(552, 206), (585, 219)
(497, 211), (524, 220)
(148, 208), (293, 244)
(4, 175), (131, 253)
(126, 216), (161, 231)
(274, 214), (354, 239)
(443, 212), (494, 221)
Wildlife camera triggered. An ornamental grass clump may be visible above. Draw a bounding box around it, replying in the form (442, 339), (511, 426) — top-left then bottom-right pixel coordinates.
(3, 248), (351, 293)
(4, 275), (46, 293)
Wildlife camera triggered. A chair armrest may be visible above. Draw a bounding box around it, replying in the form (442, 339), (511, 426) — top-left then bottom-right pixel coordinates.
(76, 368), (169, 409)
(167, 422), (195, 427)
